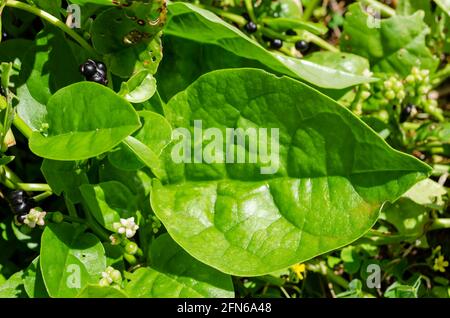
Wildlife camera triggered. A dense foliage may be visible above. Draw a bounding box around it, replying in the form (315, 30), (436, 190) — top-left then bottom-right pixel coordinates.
(0, 0), (449, 298)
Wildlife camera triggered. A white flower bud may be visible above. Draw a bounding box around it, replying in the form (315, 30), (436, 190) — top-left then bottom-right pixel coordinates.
(113, 217), (139, 238)
(23, 209), (47, 228)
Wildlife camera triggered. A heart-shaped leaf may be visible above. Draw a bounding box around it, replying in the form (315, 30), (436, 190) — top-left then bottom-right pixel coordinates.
(29, 82), (141, 160)
(151, 68), (430, 276)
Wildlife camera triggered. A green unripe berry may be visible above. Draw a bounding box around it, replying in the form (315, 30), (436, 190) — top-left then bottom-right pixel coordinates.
(411, 67), (420, 76)
(124, 253), (137, 265)
(405, 75), (415, 84)
(110, 269), (122, 283)
(396, 90), (406, 100)
(393, 81), (403, 93)
(385, 90), (396, 100)
(418, 85), (431, 95)
(383, 80), (393, 89)
(361, 91), (371, 100)
(52, 212), (64, 223)
(420, 69), (429, 77)
(99, 277), (110, 287)
(125, 241), (139, 255)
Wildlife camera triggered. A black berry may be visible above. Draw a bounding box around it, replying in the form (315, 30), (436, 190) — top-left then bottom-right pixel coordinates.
(6, 190), (34, 215)
(295, 40), (310, 53)
(242, 12), (250, 21)
(270, 39), (283, 49)
(96, 61), (107, 72)
(8, 190), (26, 200)
(400, 104), (414, 123)
(286, 29), (297, 36)
(80, 60), (108, 86)
(244, 21), (257, 33)
(15, 214), (27, 225)
(88, 72), (108, 86)
(80, 60), (97, 77)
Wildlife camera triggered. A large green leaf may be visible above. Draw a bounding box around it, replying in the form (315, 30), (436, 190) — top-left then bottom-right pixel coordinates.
(40, 223), (106, 298)
(125, 234), (234, 298)
(341, 3), (439, 75)
(150, 68), (431, 276)
(29, 82), (141, 160)
(165, 2), (374, 89)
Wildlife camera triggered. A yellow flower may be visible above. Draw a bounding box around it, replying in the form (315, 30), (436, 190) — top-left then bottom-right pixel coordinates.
(433, 255), (449, 273)
(291, 263), (306, 280)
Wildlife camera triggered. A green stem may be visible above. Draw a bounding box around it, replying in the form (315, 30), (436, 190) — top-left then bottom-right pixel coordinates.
(430, 218), (450, 231)
(81, 200), (110, 241)
(32, 191), (52, 202)
(299, 30), (339, 52)
(63, 215), (87, 224)
(2, 165), (22, 184)
(302, 0), (320, 21)
(350, 86), (363, 112)
(326, 269), (349, 290)
(64, 196), (78, 219)
(5, 0), (96, 55)
(198, 4), (247, 26)
(359, 0), (396, 17)
(431, 64), (450, 87)
(12, 113), (32, 139)
(244, 0), (256, 22)
(17, 183), (51, 192)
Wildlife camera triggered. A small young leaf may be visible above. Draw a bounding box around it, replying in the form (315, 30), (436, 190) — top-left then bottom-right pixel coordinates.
(29, 82), (141, 160)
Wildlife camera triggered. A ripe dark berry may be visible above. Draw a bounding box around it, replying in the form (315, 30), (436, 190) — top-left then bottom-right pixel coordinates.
(15, 214), (27, 225)
(96, 61), (107, 72)
(242, 12), (250, 21)
(80, 60), (108, 85)
(6, 190), (34, 215)
(88, 72), (108, 86)
(286, 29), (297, 36)
(400, 103), (415, 123)
(295, 40), (310, 53)
(244, 21), (257, 33)
(80, 60), (97, 77)
(8, 190), (26, 201)
(270, 39), (283, 49)
(11, 198), (34, 214)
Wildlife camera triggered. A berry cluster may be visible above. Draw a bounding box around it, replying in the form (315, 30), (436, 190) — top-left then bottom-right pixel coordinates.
(6, 190), (35, 224)
(79, 59), (108, 86)
(357, 67), (443, 122)
(99, 266), (122, 287)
